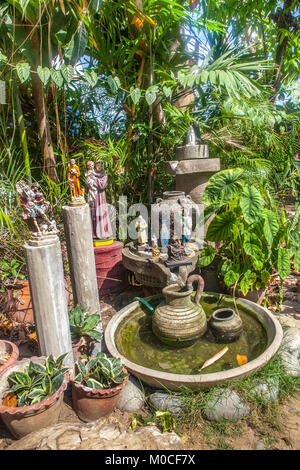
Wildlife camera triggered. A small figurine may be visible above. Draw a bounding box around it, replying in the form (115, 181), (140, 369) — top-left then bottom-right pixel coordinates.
(182, 214), (193, 246)
(67, 159), (85, 205)
(167, 237), (186, 262)
(151, 234), (160, 261)
(85, 161), (113, 241)
(160, 219), (169, 253)
(16, 180), (58, 245)
(135, 214), (148, 246)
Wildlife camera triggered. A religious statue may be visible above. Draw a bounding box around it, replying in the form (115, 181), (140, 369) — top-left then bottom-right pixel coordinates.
(67, 159), (85, 206)
(85, 161), (113, 242)
(151, 234), (160, 261)
(16, 180), (58, 245)
(167, 237), (186, 262)
(182, 214), (193, 246)
(135, 214), (148, 246)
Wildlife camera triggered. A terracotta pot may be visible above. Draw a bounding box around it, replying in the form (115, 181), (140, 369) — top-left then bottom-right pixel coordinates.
(0, 341), (19, 374)
(11, 281), (33, 323)
(72, 372), (128, 422)
(0, 357), (68, 439)
(11, 279), (71, 324)
(209, 308), (243, 343)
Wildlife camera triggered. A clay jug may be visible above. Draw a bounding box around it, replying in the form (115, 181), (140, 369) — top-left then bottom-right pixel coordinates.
(152, 274), (207, 345)
(209, 308), (243, 343)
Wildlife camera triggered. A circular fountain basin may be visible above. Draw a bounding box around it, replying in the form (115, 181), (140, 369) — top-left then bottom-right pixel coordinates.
(105, 293), (283, 391)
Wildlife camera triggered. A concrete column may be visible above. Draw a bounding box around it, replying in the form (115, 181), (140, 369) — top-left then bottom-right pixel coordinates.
(62, 204), (102, 352)
(25, 239), (74, 367)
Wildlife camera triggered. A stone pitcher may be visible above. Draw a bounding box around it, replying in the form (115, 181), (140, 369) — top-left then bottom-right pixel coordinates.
(152, 274), (207, 345)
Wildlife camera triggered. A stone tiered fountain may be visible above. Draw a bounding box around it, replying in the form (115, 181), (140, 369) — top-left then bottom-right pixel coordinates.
(109, 128), (283, 391)
(105, 281), (282, 391)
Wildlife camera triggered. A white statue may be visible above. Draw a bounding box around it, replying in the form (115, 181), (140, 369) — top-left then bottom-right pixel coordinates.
(135, 215), (148, 245)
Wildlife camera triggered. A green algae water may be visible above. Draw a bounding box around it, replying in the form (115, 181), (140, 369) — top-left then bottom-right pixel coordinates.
(115, 294), (268, 375)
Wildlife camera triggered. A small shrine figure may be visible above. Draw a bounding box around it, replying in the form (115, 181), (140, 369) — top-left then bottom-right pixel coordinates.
(151, 234), (160, 261)
(16, 180), (57, 244)
(67, 159), (85, 206)
(167, 237), (186, 262)
(182, 214), (193, 246)
(85, 160), (113, 242)
(135, 214), (148, 246)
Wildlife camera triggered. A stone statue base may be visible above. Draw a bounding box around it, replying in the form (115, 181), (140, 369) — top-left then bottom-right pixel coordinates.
(28, 230), (59, 247)
(69, 196), (86, 207)
(93, 238), (114, 247)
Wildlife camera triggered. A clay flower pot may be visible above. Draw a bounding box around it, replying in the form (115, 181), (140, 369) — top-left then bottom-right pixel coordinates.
(0, 340), (19, 374)
(72, 371), (128, 422)
(0, 357), (68, 439)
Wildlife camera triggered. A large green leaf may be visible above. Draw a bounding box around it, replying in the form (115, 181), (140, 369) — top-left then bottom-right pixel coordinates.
(224, 269), (239, 287)
(277, 248), (290, 280)
(61, 64), (74, 83)
(202, 168), (244, 206)
(64, 22), (88, 64)
(50, 69), (63, 88)
(240, 186), (264, 224)
(84, 70), (98, 88)
(130, 87), (141, 105)
(145, 86), (159, 106)
(206, 211), (236, 242)
(262, 209), (279, 245)
(243, 232), (263, 259)
(16, 62), (30, 83)
(37, 66), (50, 84)
(107, 75), (121, 94)
(198, 245), (215, 267)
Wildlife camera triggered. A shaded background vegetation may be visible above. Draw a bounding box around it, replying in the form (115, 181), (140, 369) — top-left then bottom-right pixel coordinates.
(0, 0), (299, 262)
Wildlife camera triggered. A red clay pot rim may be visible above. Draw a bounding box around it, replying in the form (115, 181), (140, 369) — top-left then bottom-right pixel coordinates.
(0, 340), (19, 372)
(0, 356), (69, 416)
(71, 369), (128, 398)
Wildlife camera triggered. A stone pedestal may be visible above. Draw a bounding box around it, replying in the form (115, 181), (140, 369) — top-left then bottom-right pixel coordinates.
(62, 204), (102, 352)
(165, 155), (220, 205)
(166, 139), (220, 236)
(25, 238), (73, 366)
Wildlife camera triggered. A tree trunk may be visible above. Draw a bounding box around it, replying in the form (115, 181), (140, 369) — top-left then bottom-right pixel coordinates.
(30, 30), (58, 182)
(13, 79), (31, 181)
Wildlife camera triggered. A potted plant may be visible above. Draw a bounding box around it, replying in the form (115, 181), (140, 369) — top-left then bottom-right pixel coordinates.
(0, 353), (69, 439)
(0, 340), (19, 374)
(199, 168), (300, 303)
(69, 305), (103, 361)
(72, 352), (129, 422)
(0, 259), (33, 323)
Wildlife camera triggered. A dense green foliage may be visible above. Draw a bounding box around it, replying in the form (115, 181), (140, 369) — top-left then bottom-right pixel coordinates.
(68, 304), (102, 341)
(74, 353), (128, 390)
(0, 0), (299, 282)
(5, 353), (69, 406)
(199, 168), (300, 296)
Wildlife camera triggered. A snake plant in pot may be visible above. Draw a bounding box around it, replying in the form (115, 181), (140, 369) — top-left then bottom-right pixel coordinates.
(69, 305), (103, 361)
(72, 352), (129, 422)
(0, 353), (69, 438)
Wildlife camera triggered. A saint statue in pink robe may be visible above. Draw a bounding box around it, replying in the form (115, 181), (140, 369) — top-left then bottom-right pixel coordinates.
(85, 161), (113, 240)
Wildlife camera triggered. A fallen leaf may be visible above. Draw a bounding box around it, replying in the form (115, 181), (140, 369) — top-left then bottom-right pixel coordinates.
(3, 392), (17, 407)
(236, 354), (248, 366)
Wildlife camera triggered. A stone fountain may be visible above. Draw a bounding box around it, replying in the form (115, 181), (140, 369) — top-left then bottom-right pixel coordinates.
(110, 129), (282, 391)
(105, 286), (283, 391)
